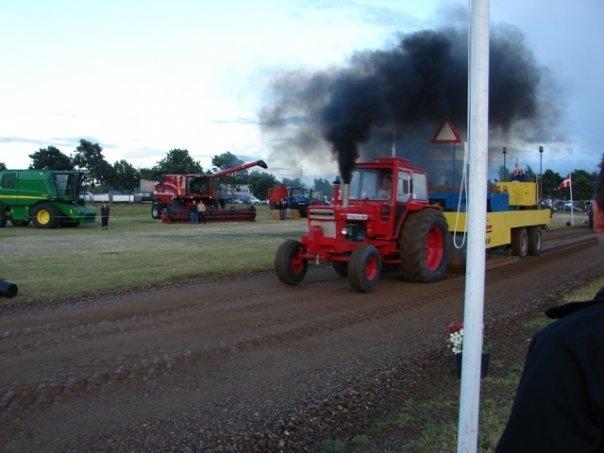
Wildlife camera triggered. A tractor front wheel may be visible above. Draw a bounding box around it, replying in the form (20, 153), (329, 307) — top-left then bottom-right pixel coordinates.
(399, 209), (448, 282)
(275, 240), (308, 286)
(32, 203), (60, 228)
(348, 245), (382, 292)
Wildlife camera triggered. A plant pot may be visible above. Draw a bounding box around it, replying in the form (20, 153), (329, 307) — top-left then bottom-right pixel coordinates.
(455, 352), (490, 379)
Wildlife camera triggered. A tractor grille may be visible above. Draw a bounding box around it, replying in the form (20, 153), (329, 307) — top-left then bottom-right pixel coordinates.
(308, 208), (336, 238)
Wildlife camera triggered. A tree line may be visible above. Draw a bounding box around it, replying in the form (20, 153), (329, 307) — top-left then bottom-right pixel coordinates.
(9, 140), (332, 199)
(1, 142), (598, 200)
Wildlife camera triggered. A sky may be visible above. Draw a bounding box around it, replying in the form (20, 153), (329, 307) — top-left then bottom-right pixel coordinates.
(0, 0), (602, 182)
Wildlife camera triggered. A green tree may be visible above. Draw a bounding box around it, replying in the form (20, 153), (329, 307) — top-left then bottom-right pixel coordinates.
(139, 167), (160, 181)
(245, 170), (278, 199)
(524, 165), (536, 181)
(313, 178), (332, 198)
(29, 146), (74, 170)
(282, 177), (303, 187)
(153, 149), (202, 175)
(497, 166), (510, 182)
(564, 169), (597, 200)
(72, 139), (114, 186)
(111, 160), (140, 192)
(211, 151), (243, 170)
(0, 162), (6, 171)
(541, 169), (563, 198)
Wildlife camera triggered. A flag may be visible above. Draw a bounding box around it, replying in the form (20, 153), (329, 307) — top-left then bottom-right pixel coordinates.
(558, 175), (571, 190)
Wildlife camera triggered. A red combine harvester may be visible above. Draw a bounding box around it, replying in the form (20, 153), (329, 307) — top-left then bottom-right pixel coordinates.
(152, 160), (268, 223)
(275, 157), (448, 292)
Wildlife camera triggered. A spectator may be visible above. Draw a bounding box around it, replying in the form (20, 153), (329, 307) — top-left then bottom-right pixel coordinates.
(279, 198), (286, 221)
(496, 287), (604, 452)
(189, 202), (199, 224)
(197, 201), (207, 225)
(100, 202), (110, 231)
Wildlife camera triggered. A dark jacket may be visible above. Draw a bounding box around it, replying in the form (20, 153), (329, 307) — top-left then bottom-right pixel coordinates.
(497, 294), (604, 452)
(100, 205), (110, 217)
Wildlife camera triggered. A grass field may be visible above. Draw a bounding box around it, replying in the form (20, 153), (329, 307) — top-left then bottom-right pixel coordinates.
(0, 203), (306, 300)
(0, 205), (588, 301)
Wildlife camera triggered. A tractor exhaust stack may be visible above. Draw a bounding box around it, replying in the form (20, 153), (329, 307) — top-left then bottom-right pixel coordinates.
(341, 183), (350, 208)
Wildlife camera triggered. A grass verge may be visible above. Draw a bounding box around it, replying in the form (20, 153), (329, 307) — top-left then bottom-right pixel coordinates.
(0, 204), (305, 300)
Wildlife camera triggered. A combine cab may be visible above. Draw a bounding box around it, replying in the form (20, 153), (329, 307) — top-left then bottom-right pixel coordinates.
(152, 160), (268, 223)
(275, 157), (448, 292)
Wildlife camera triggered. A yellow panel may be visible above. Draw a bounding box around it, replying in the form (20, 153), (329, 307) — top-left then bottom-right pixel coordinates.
(444, 209), (551, 249)
(496, 182), (537, 206)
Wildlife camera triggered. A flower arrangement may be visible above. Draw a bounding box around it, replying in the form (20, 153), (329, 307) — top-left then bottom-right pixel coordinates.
(448, 321), (464, 355)
(447, 321), (492, 355)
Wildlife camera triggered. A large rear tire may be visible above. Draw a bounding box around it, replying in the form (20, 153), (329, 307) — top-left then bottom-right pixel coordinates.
(275, 240), (308, 286)
(332, 261), (348, 277)
(527, 227), (542, 256)
(399, 209), (449, 282)
(511, 227), (529, 258)
(32, 203), (60, 228)
(348, 245), (382, 292)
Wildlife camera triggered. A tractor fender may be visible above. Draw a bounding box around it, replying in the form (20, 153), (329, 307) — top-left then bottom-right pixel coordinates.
(393, 204), (442, 239)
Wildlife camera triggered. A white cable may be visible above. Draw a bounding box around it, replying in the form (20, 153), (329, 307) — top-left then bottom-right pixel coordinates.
(453, 141), (469, 249)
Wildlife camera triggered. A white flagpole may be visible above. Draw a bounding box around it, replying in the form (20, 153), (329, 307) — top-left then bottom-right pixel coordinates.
(569, 172), (574, 226)
(457, 0), (489, 452)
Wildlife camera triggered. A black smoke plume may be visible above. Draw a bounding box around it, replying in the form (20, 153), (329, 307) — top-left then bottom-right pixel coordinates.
(261, 25), (555, 184)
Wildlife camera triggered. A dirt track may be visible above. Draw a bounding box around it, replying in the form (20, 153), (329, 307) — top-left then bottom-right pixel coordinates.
(1, 227), (602, 450)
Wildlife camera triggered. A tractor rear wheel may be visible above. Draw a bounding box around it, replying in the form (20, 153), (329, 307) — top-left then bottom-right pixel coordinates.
(11, 219), (30, 227)
(32, 203), (60, 228)
(348, 245), (382, 292)
(151, 202), (163, 219)
(527, 227), (542, 256)
(275, 240), (308, 285)
(511, 227), (529, 258)
(332, 261), (348, 277)
(399, 209), (448, 282)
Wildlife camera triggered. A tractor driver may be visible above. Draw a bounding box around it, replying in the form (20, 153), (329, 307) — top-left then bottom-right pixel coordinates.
(377, 174), (392, 200)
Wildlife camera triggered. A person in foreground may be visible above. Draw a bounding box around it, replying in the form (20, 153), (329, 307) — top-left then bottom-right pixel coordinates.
(497, 155), (604, 453)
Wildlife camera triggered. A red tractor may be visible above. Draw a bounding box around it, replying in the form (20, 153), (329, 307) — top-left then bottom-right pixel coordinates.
(152, 160), (268, 223)
(274, 157), (448, 292)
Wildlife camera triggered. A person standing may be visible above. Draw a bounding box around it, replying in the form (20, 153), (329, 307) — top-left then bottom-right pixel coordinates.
(189, 202), (199, 224)
(100, 202), (110, 231)
(197, 201), (207, 225)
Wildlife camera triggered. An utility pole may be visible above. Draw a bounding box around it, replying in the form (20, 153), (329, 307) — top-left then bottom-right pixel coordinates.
(539, 146), (543, 203)
(457, 0), (489, 452)
(502, 146), (507, 181)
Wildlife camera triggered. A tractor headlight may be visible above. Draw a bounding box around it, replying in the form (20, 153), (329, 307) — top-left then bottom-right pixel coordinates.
(340, 227), (348, 236)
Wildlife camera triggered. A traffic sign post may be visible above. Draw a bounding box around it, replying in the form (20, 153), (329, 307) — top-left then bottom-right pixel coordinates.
(433, 118), (462, 187)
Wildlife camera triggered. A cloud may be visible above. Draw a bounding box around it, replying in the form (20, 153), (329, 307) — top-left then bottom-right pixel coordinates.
(50, 137), (118, 148)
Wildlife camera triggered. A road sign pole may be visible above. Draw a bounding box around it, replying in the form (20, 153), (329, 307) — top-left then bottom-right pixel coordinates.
(457, 0), (489, 452)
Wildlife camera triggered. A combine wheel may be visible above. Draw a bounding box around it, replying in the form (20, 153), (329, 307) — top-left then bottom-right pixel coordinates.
(348, 245), (382, 293)
(527, 226), (543, 256)
(275, 240), (308, 285)
(399, 209), (448, 282)
(332, 261), (348, 277)
(151, 202), (163, 219)
(31, 202), (60, 228)
(511, 227), (529, 258)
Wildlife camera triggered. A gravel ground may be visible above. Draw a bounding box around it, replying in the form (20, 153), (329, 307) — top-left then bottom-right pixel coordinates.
(0, 227), (600, 451)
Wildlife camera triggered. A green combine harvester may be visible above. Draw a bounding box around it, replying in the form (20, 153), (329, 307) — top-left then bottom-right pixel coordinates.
(0, 169), (95, 228)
